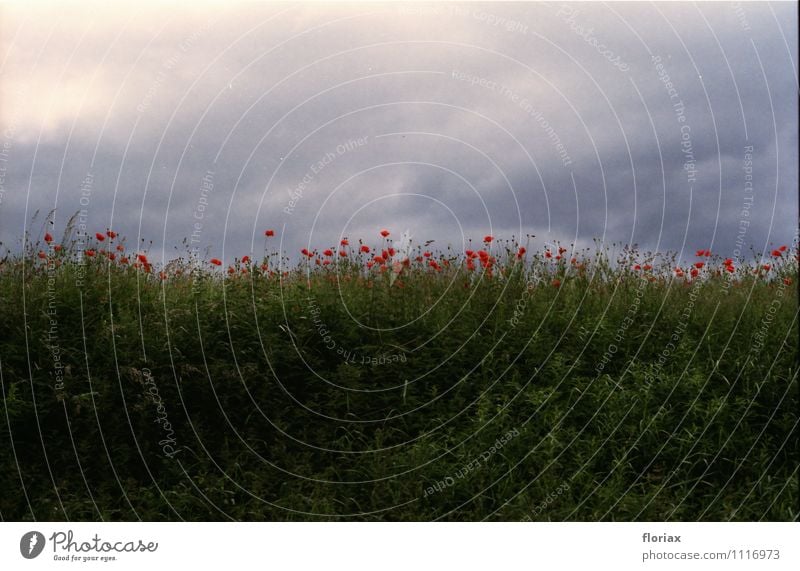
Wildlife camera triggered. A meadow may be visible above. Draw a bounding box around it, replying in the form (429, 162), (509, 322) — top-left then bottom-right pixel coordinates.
(0, 224), (797, 521)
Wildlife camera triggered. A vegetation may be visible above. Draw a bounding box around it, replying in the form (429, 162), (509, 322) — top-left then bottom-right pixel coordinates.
(0, 223), (797, 520)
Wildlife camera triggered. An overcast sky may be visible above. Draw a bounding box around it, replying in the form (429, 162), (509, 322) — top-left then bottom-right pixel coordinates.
(1, 1), (797, 264)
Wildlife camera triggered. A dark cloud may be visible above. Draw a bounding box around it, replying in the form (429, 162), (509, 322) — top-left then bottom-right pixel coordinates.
(0, 2), (796, 263)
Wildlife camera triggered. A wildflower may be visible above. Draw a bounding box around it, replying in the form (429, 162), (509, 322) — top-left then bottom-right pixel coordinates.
(465, 249), (474, 258)
(54, 245), (63, 252)
(116, 244), (125, 252)
(322, 260), (331, 266)
(107, 230), (117, 239)
(771, 249), (782, 257)
(86, 249), (96, 257)
(633, 264), (641, 271)
(95, 232), (105, 242)
(517, 247), (526, 259)
(38, 251), (46, 259)
(109, 253), (116, 261)
(301, 248), (312, 258)
(694, 262), (705, 269)
(228, 266), (235, 274)
(380, 229), (390, 237)
(466, 259), (476, 271)
(724, 258), (733, 265)
(695, 249), (704, 257)
(340, 238), (349, 246)
(241, 255), (251, 264)
(210, 258), (222, 266)
(159, 271), (167, 280)
(137, 254), (149, 264)
(360, 245), (370, 253)
(762, 264), (771, 271)
(551, 279), (561, 288)
(643, 264), (652, 271)
(690, 268), (699, 278)
(779, 245), (787, 252)
(374, 255), (385, 264)
(265, 229), (275, 237)
(725, 265), (735, 273)
(260, 264), (268, 271)
(339, 250), (347, 257)
(784, 278), (793, 286)
(570, 257), (577, 265)
(387, 247), (395, 257)
(545, 250), (552, 258)
(483, 235), (493, 243)
(366, 261), (375, 269)
(44, 232), (53, 243)
(120, 257), (129, 264)
(428, 260), (441, 271)
(323, 249), (333, 257)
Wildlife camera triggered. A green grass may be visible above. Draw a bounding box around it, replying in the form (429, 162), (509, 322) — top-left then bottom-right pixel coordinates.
(0, 230), (797, 521)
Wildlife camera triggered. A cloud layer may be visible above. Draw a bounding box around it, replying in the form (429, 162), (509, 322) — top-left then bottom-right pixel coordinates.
(1, 1), (797, 263)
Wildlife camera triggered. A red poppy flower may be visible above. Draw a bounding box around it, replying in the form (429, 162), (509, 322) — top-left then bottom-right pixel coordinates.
(643, 264), (652, 271)
(108, 253), (116, 261)
(107, 230), (117, 239)
(429, 260), (441, 270)
(241, 255), (250, 264)
(116, 244), (124, 252)
(323, 249), (333, 257)
(415, 256), (423, 262)
(360, 245), (370, 253)
(725, 265), (735, 273)
(545, 251), (552, 258)
(465, 249), (474, 258)
(265, 229), (275, 237)
(210, 258), (222, 266)
(695, 249), (704, 257)
(54, 245), (63, 252)
(95, 232), (105, 242)
(762, 264), (771, 271)
(44, 232), (53, 243)
(366, 261), (375, 269)
(374, 255), (385, 264)
(339, 250), (347, 257)
(570, 257), (577, 265)
(228, 266), (235, 274)
(340, 238), (349, 246)
(724, 258), (733, 265)
(380, 229), (390, 238)
(38, 251), (46, 259)
(784, 277), (793, 286)
(779, 245), (787, 252)
(694, 262), (705, 269)
(633, 264), (641, 271)
(690, 268), (699, 277)
(86, 249), (96, 257)
(301, 248), (311, 257)
(120, 256), (129, 264)
(551, 279), (561, 288)
(322, 259), (331, 266)
(483, 235), (493, 243)
(159, 271), (167, 280)
(387, 247), (395, 257)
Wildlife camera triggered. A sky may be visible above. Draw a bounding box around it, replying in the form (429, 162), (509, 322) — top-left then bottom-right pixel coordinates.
(0, 1), (797, 264)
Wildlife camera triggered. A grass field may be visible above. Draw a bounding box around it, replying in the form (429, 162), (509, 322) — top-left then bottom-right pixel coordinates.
(1, 225), (797, 521)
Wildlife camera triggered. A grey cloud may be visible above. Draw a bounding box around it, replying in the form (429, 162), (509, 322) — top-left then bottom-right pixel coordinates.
(0, 2), (795, 264)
